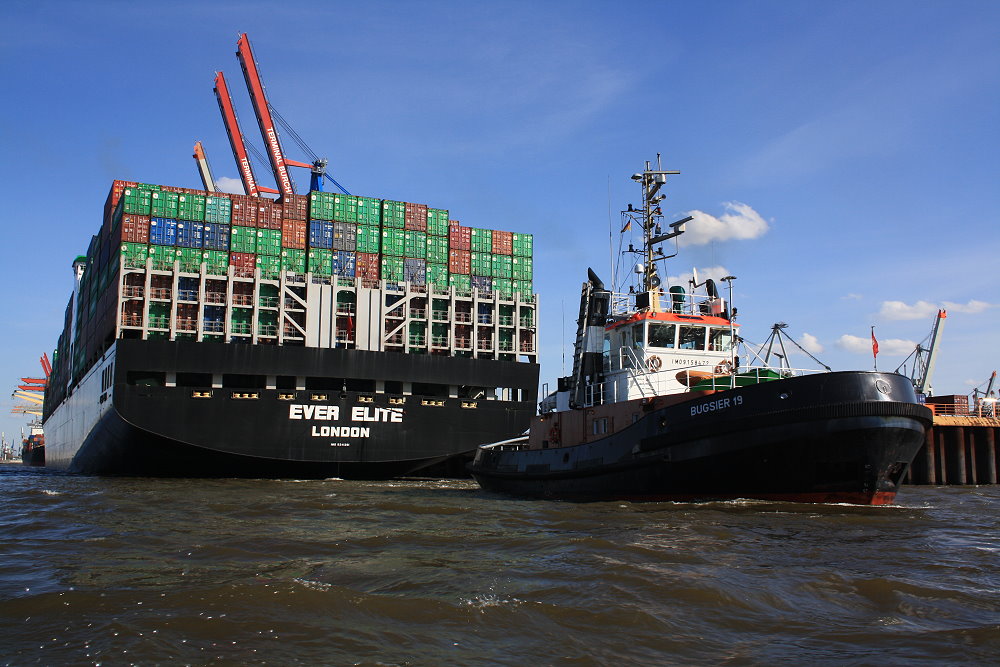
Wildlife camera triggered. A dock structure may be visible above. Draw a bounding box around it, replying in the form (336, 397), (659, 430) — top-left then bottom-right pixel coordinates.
(906, 400), (1000, 485)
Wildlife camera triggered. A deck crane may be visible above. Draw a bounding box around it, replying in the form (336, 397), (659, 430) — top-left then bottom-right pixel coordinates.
(894, 309), (947, 397)
(213, 70), (276, 196)
(192, 142), (217, 192)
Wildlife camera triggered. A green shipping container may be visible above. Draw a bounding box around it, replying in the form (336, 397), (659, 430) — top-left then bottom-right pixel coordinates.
(256, 254), (281, 280)
(381, 228), (405, 256)
(427, 263), (449, 287)
(121, 187), (153, 215)
(204, 195), (233, 224)
(427, 208), (449, 236)
(380, 256), (404, 282)
(357, 225), (381, 254)
(258, 229), (282, 256)
(148, 245), (175, 270)
(356, 196), (381, 226)
(381, 200), (406, 229)
(449, 274), (471, 292)
(308, 248), (333, 275)
(281, 248), (307, 273)
(333, 194), (358, 223)
(514, 280), (533, 296)
(120, 242), (149, 268)
(204, 250), (229, 275)
(426, 236), (448, 264)
(177, 194), (206, 222)
(492, 254), (513, 279)
(150, 191), (180, 218)
(492, 278), (514, 298)
(404, 230), (426, 258)
(471, 228), (493, 253)
(176, 247), (203, 272)
(512, 233), (533, 257)
(512, 255), (533, 280)
(309, 191), (335, 220)
(471, 252), (493, 277)
(231, 226), (258, 254)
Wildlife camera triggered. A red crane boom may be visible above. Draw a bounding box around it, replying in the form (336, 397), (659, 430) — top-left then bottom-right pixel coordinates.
(213, 71), (277, 196)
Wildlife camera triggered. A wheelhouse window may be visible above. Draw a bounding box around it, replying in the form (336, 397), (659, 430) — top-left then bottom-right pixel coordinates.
(678, 325), (706, 350)
(709, 327), (734, 352)
(648, 322), (676, 348)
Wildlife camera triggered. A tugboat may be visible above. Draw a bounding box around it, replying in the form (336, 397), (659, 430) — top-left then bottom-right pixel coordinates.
(470, 157), (932, 505)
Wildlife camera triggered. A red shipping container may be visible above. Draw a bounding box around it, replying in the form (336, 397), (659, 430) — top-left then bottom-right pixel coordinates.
(230, 194), (258, 227)
(356, 252), (380, 281)
(449, 223), (471, 251)
(281, 219), (307, 249)
(448, 249), (471, 275)
(492, 230), (513, 255)
(230, 252), (257, 269)
(256, 199), (284, 230)
(122, 214), (151, 243)
(104, 180), (137, 222)
(404, 202), (428, 231)
(281, 194), (309, 221)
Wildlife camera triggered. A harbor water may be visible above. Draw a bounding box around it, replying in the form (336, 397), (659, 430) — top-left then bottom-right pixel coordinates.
(1, 465), (998, 665)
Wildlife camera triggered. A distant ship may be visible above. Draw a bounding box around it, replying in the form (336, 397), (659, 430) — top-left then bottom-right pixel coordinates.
(470, 159), (931, 505)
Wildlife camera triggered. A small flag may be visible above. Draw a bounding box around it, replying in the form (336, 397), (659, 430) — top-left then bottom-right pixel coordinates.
(871, 327), (879, 357)
(620, 220), (632, 233)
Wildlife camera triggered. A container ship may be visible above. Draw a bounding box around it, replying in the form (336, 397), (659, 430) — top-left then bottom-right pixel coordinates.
(40, 35), (539, 478)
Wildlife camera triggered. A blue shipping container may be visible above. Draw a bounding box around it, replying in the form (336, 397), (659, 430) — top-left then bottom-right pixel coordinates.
(471, 275), (492, 292)
(404, 257), (426, 285)
(149, 217), (178, 246)
(203, 222), (231, 251)
(332, 250), (356, 277)
(176, 221), (204, 248)
(309, 220), (334, 249)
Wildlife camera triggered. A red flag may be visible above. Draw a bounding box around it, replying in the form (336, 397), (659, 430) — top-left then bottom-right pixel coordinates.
(871, 328), (879, 357)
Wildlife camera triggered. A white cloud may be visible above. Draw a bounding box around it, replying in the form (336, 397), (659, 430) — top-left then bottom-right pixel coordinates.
(667, 265), (732, 290)
(837, 334), (915, 356)
(943, 300), (993, 315)
(799, 333), (824, 354)
(215, 177), (245, 195)
(878, 299), (994, 320)
(679, 202), (769, 246)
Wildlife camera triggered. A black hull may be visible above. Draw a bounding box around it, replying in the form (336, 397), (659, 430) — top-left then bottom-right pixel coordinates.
(44, 339), (538, 478)
(471, 372), (933, 505)
(20, 445), (44, 467)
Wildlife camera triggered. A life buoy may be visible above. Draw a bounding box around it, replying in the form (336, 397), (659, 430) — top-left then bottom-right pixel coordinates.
(647, 355), (663, 372)
(714, 359), (734, 374)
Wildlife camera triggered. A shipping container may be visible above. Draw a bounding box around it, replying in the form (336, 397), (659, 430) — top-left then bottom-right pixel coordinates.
(448, 249), (471, 275)
(404, 230), (426, 258)
(449, 222), (471, 250)
(176, 247), (203, 273)
(281, 248), (307, 273)
(204, 250), (230, 275)
(177, 194), (206, 222)
(427, 208), (449, 236)
(230, 194), (258, 227)
(471, 275), (492, 292)
(492, 278), (514, 298)
(282, 193), (309, 221)
(333, 250), (356, 277)
(356, 225), (380, 254)
(492, 230), (513, 255)
(381, 256), (404, 282)
(231, 226), (258, 254)
(256, 254), (281, 280)
(262, 199), (285, 230)
(427, 262), (449, 287)
(258, 229), (282, 256)
(121, 214), (150, 243)
(426, 235), (448, 264)
(204, 195), (232, 224)
(309, 220), (334, 249)
(404, 258), (426, 285)
(120, 242), (149, 269)
(405, 202), (428, 231)
(203, 222), (231, 251)
(382, 200), (405, 229)
(449, 274), (471, 292)
(381, 228), (405, 256)
(356, 252), (380, 281)
(150, 191), (180, 218)
(148, 244), (175, 270)
(333, 222), (357, 251)
(309, 191), (335, 220)
(120, 187), (153, 215)
(471, 228), (493, 253)
(308, 248), (332, 275)
(514, 279), (533, 296)
(492, 254), (513, 279)
(149, 217), (178, 246)
(356, 197), (381, 226)
(175, 221), (204, 248)
(471, 252), (493, 277)
(105, 180), (138, 219)
(512, 232), (533, 257)
(333, 194), (358, 223)
(281, 219), (307, 249)
(512, 255), (533, 280)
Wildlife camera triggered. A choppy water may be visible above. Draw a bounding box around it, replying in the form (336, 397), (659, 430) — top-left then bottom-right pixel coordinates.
(1, 464), (998, 665)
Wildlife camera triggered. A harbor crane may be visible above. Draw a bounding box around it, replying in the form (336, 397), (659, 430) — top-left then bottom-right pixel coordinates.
(894, 309), (946, 397)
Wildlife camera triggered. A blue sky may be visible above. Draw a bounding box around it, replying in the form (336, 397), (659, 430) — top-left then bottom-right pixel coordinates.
(2, 1), (998, 441)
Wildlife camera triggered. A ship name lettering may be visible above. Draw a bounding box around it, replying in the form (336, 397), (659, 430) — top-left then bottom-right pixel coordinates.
(351, 406), (404, 423)
(311, 426), (371, 438)
(288, 404), (341, 420)
(691, 397), (731, 416)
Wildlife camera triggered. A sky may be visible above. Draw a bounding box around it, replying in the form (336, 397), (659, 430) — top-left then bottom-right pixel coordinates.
(1, 0), (998, 443)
